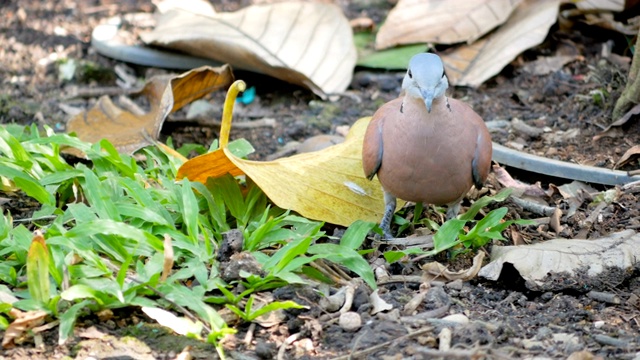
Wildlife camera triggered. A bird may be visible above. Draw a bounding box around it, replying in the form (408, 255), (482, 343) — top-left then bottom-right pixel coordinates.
(362, 53), (492, 239)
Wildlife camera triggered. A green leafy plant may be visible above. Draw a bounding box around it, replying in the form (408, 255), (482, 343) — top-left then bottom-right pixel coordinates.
(384, 189), (534, 263)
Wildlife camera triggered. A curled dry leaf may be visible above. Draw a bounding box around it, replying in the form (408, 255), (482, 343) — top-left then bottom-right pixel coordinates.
(479, 229), (640, 291)
(442, 0), (560, 87)
(2, 310), (47, 349)
(375, 0), (522, 49)
(615, 145), (640, 169)
(141, 1), (356, 98)
(421, 251), (485, 283)
(67, 65), (234, 155)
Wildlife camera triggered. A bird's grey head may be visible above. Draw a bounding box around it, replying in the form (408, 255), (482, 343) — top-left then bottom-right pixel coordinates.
(402, 53), (449, 113)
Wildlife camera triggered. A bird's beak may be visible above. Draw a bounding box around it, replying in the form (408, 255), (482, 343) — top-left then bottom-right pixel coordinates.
(421, 89), (434, 113)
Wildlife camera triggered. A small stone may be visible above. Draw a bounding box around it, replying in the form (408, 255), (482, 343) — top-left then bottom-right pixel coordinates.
(255, 340), (276, 359)
(445, 279), (463, 290)
(339, 311), (362, 332)
(441, 313), (469, 325)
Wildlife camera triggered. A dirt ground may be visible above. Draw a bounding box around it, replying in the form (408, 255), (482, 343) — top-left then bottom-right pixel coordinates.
(2, 0), (640, 359)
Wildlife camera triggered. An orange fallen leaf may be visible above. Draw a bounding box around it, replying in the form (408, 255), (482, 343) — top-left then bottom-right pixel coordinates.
(178, 81), (401, 226)
(67, 65), (234, 154)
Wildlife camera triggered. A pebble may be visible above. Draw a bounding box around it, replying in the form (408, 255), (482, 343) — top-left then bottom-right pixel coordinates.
(445, 279), (463, 290)
(339, 311), (362, 332)
(441, 313), (469, 325)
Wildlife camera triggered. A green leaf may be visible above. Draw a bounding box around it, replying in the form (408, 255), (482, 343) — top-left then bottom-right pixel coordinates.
(340, 220), (376, 249)
(247, 300), (305, 321)
(61, 284), (102, 304)
(460, 188), (512, 221)
(179, 178), (199, 243)
(59, 299), (91, 344)
(433, 219), (466, 253)
(308, 243), (376, 289)
(0, 165), (55, 205)
(227, 139), (255, 158)
(80, 167), (121, 221)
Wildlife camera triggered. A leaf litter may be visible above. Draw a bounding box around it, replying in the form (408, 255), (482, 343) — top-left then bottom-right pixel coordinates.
(3, 0), (640, 359)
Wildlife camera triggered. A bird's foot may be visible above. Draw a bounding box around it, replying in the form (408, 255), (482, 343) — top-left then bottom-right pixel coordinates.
(379, 193), (397, 240)
(445, 201), (461, 220)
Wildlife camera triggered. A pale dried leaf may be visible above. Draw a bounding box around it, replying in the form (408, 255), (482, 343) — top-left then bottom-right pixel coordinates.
(142, 307), (203, 337)
(421, 251), (485, 283)
(370, 289), (393, 315)
(2, 310), (47, 349)
(615, 145), (640, 169)
(442, 0), (560, 87)
(521, 55), (583, 75)
(142, 2), (356, 97)
(571, 0), (624, 11)
(479, 230), (640, 291)
(376, 0), (523, 49)
(67, 65), (233, 155)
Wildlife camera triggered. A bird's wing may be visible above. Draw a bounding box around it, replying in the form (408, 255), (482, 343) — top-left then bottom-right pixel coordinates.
(362, 115), (385, 181)
(471, 130), (492, 189)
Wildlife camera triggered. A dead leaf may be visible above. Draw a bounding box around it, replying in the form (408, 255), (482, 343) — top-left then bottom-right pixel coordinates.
(141, 307), (203, 337)
(141, 1), (356, 98)
(521, 55), (583, 75)
(375, 0), (522, 49)
(178, 80), (403, 226)
(421, 251), (485, 283)
(570, 0), (625, 11)
(2, 310), (47, 349)
(615, 145), (640, 169)
(67, 65), (233, 155)
(442, 0), (560, 87)
(556, 181), (596, 217)
(594, 103), (640, 141)
(370, 289), (393, 315)
(493, 165), (548, 197)
(479, 229), (640, 291)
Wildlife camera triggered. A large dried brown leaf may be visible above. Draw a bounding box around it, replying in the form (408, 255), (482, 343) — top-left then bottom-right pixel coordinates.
(141, 1), (356, 98)
(375, 0), (522, 49)
(67, 65), (233, 154)
(441, 0), (560, 87)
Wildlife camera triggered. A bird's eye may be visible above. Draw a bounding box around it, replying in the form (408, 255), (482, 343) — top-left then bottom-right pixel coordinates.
(408, 70), (413, 78)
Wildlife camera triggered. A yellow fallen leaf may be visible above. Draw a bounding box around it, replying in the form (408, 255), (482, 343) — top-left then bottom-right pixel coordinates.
(178, 81), (400, 226)
(67, 65), (234, 154)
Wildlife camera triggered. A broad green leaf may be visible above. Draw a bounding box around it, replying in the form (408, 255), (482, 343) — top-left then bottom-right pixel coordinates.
(340, 220), (376, 249)
(309, 243), (376, 289)
(59, 300), (91, 344)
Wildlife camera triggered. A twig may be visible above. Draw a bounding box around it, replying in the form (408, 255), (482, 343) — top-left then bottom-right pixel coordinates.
(277, 333), (300, 360)
(509, 196), (556, 216)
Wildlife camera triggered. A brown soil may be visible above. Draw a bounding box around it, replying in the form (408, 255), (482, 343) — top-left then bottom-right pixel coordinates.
(2, 0), (640, 359)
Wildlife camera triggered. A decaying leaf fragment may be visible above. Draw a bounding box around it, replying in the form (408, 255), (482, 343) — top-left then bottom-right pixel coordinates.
(2, 310), (48, 349)
(141, 0), (356, 98)
(67, 65), (233, 155)
(441, 0), (560, 87)
(177, 81), (403, 226)
(376, 0), (522, 49)
(479, 229), (640, 291)
(421, 251), (485, 283)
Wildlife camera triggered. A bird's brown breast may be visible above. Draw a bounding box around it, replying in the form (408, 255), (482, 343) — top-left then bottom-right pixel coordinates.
(363, 96), (491, 205)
